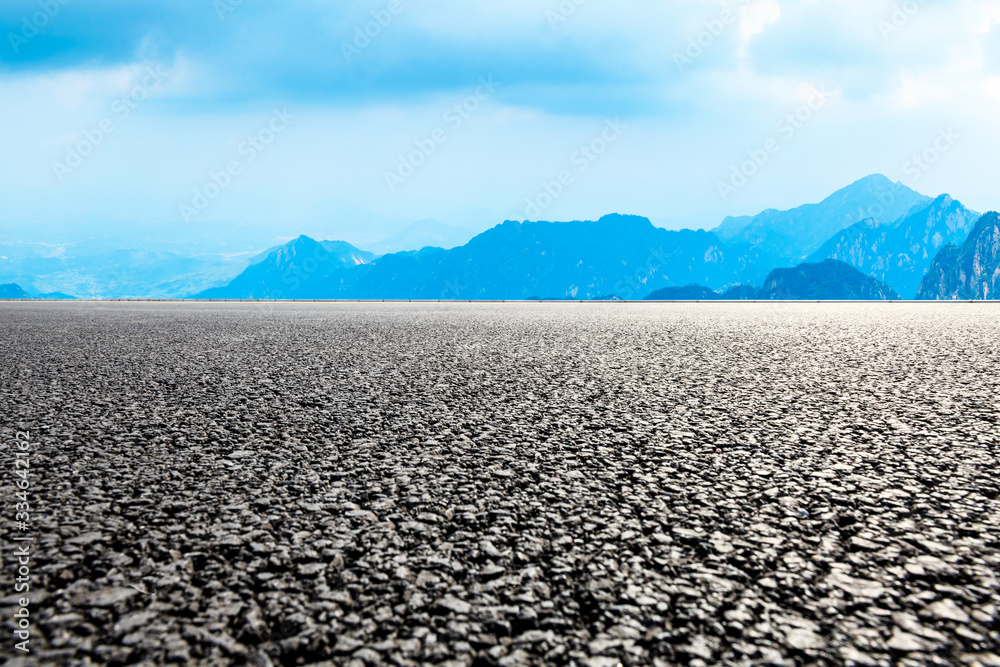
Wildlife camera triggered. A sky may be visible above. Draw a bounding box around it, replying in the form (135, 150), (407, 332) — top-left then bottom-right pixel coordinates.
(2, 0), (1000, 251)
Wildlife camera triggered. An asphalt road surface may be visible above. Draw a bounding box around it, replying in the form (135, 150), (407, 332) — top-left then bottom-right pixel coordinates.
(1, 302), (998, 667)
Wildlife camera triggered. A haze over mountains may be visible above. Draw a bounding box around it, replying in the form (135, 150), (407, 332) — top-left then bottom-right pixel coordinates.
(3, 175), (997, 300)
(363, 219), (475, 256)
(0, 219), (476, 300)
(0, 245), (257, 300)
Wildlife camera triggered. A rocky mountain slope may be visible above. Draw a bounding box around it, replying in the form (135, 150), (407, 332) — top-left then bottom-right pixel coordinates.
(916, 212), (1000, 300)
(810, 195), (980, 298)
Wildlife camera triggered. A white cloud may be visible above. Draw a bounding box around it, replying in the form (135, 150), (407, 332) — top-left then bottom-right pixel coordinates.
(2, 0), (1000, 236)
(739, 0), (782, 57)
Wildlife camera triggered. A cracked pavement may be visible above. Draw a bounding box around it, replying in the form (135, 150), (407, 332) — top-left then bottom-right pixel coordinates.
(1, 302), (998, 666)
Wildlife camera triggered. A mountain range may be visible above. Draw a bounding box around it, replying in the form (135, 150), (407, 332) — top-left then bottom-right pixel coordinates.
(197, 175), (991, 301)
(196, 215), (782, 300)
(4, 174), (997, 301)
(808, 195), (980, 298)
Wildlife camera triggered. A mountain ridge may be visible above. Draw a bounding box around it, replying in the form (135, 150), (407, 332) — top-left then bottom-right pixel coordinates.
(713, 175), (931, 261)
(197, 213), (786, 300)
(361, 219), (475, 256)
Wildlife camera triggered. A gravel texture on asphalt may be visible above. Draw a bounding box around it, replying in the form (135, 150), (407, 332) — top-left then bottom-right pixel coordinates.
(1, 302), (999, 667)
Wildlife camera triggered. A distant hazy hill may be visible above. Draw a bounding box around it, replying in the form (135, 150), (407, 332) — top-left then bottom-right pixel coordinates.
(714, 175), (930, 261)
(643, 285), (721, 300)
(644, 260), (900, 301)
(0, 283), (29, 298)
(195, 236), (375, 299)
(644, 284), (766, 300)
(32, 290), (76, 300)
(810, 195), (980, 298)
(757, 260), (901, 300)
(0, 284), (76, 299)
(916, 212), (1000, 300)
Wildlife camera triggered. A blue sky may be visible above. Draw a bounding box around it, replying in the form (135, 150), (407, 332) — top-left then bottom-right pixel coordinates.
(2, 0), (999, 249)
